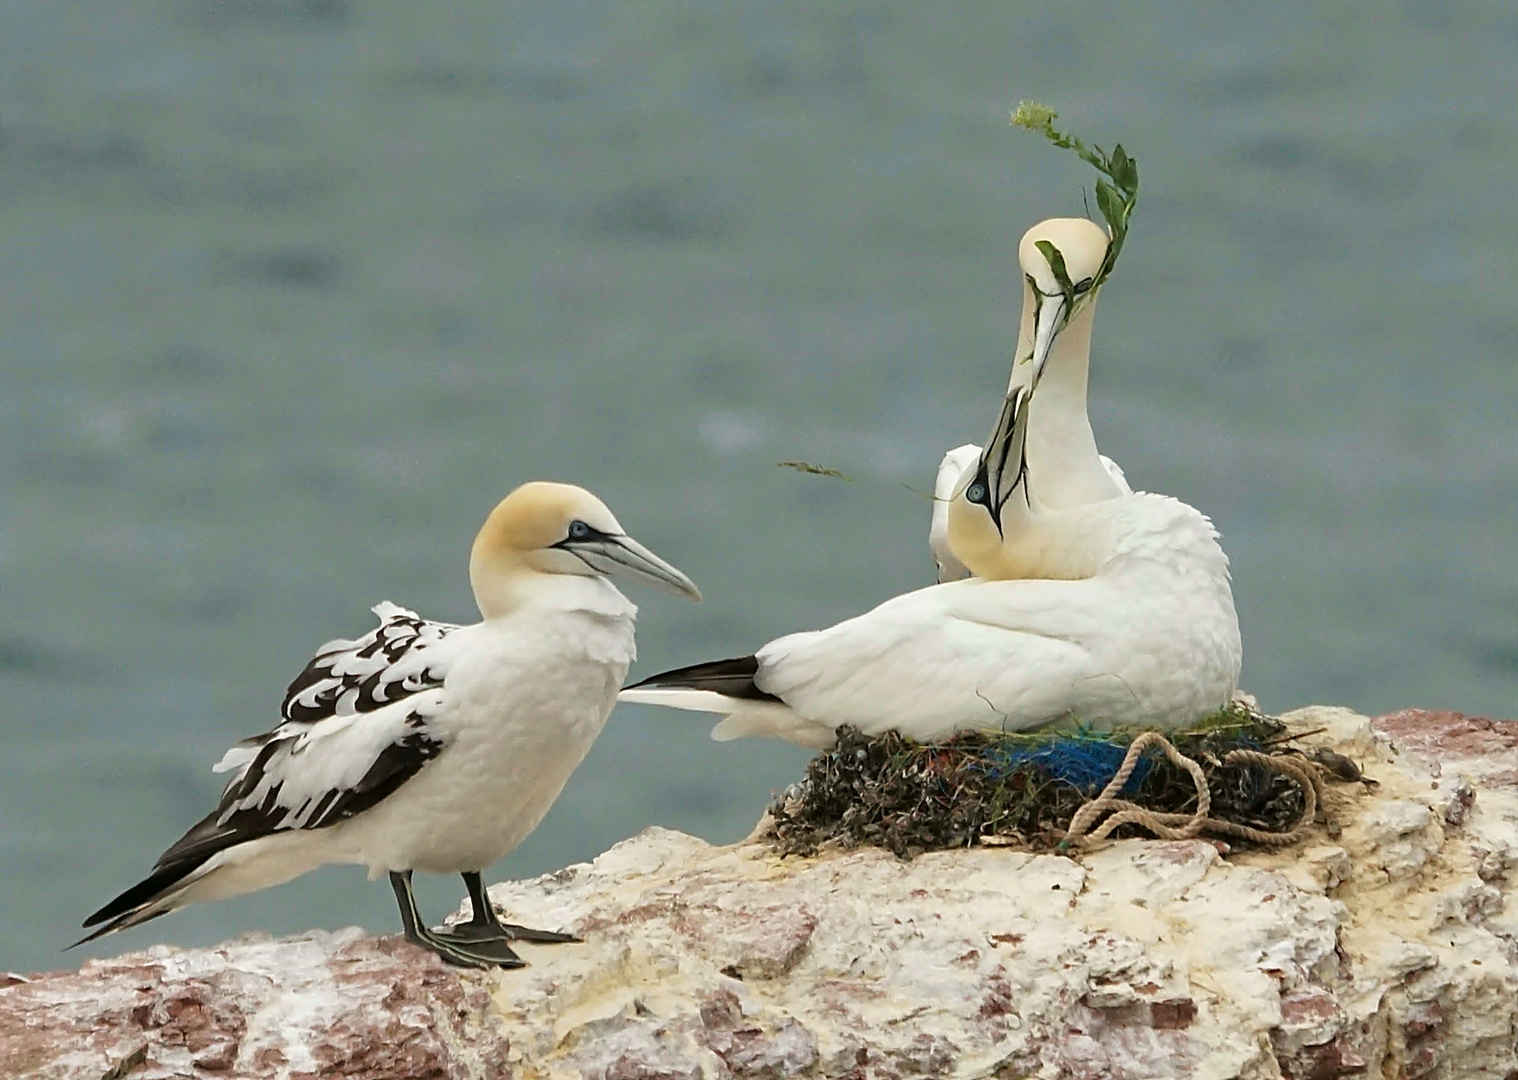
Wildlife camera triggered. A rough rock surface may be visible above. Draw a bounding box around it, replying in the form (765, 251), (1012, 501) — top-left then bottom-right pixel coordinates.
(4, 706), (1516, 1080)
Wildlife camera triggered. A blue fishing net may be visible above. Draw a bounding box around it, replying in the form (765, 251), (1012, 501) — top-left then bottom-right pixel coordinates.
(969, 736), (1153, 794)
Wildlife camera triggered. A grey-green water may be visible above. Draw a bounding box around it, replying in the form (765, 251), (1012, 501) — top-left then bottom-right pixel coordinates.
(2, 1), (1514, 976)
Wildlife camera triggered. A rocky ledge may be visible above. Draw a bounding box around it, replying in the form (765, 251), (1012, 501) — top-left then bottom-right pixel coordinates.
(4, 707), (1516, 1080)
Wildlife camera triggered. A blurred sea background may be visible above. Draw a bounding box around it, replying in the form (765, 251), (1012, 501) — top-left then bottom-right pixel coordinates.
(2, 0), (1514, 975)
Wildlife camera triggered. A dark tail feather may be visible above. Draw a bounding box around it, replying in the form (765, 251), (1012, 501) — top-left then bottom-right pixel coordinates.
(71, 854), (212, 949)
(624, 655), (780, 701)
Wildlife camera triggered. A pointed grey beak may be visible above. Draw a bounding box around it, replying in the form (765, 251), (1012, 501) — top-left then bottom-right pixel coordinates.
(1024, 289), (1068, 392)
(569, 533), (702, 601)
(964, 384), (1033, 535)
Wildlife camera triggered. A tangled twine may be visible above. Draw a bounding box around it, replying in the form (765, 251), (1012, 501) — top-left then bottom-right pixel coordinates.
(1062, 731), (1324, 847)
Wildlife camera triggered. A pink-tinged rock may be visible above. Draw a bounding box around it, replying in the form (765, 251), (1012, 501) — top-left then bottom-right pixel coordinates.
(4, 707), (1517, 1080)
(1269, 983), (1370, 1079)
(1373, 709), (1518, 789)
(0, 930), (501, 1080)
(1274, 1034), (1370, 1080)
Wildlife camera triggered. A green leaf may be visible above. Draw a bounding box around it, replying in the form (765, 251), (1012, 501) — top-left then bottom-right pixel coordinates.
(1110, 145), (1130, 185)
(1094, 180), (1124, 236)
(1110, 144), (1138, 194)
(1032, 239), (1075, 297)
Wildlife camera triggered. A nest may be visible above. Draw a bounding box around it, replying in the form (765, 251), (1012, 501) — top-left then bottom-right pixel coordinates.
(767, 703), (1340, 859)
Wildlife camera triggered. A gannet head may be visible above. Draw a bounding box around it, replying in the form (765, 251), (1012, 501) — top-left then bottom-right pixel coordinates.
(943, 386), (1034, 579)
(1015, 217), (1111, 390)
(930, 444), (982, 582)
(470, 482), (701, 617)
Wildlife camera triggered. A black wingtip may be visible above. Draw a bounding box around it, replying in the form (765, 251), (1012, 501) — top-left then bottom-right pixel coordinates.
(67, 903), (172, 950)
(74, 855), (210, 949)
(67, 922), (123, 951)
(625, 655), (781, 701)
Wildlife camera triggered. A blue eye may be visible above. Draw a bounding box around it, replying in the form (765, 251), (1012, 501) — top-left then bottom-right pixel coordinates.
(966, 483), (988, 504)
(568, 520), (591, 540)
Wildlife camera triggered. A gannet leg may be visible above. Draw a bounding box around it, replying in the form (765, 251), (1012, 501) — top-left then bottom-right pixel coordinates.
(433, 871), (580, 946)
(389, 870), (525, 969)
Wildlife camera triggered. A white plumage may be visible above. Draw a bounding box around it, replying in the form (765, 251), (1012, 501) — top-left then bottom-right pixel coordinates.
(81, 482), (699, 968)
(625, 485), (1239, 748)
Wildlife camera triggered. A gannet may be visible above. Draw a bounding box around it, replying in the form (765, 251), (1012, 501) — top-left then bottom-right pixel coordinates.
(621, 385), (1241, 748)
(928, 216), (1131, 583)
(79, 482), (700, 968)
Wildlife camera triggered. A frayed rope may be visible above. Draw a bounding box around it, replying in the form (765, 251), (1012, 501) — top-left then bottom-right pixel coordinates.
(1061, 732), (1324, 847)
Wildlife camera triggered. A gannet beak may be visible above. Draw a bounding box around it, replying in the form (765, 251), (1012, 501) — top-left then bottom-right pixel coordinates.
(964, 385), (1033, 535)
(567, 533), (702, 601)
(1022, 289), (1068, 392)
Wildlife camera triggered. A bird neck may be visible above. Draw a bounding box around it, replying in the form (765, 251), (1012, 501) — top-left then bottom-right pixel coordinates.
(469, 553), (534, 620)
(471, 557), (634, 621)
(1013, 288), (1122, 509)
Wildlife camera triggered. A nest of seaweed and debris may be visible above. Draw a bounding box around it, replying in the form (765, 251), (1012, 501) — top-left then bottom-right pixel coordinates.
(767, 702), (1356, 859)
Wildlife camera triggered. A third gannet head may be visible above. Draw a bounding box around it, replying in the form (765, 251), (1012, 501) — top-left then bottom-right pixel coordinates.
(470, 481), (701, 617)
(930, 444), (983, 582)
(1014, 217), (1111, 393)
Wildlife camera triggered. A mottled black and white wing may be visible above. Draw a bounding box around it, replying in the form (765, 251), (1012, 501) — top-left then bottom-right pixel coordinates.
(280, 601), (459, 724)
(79, 692), (450, 943)
(183, 692), (448, 860)
(79, 603), (462, 943)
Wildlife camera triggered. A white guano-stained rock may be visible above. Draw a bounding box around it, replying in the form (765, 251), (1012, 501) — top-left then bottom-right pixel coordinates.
(3, 706), (1516, 1080)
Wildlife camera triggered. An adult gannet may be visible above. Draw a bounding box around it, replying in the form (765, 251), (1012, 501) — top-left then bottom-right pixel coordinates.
(621, 386), (1240, 748)
(79, 482), (700, 968)
(928, 216), (1131, 583)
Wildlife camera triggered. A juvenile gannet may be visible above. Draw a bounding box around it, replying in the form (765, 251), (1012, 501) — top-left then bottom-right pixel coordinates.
(622, 387), (1240, 748)
(79, 482), (700, 968)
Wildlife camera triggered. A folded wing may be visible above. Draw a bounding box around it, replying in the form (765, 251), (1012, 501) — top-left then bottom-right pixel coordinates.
(624, 577), (1123, 746)
(753, 578), (1106, 740)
